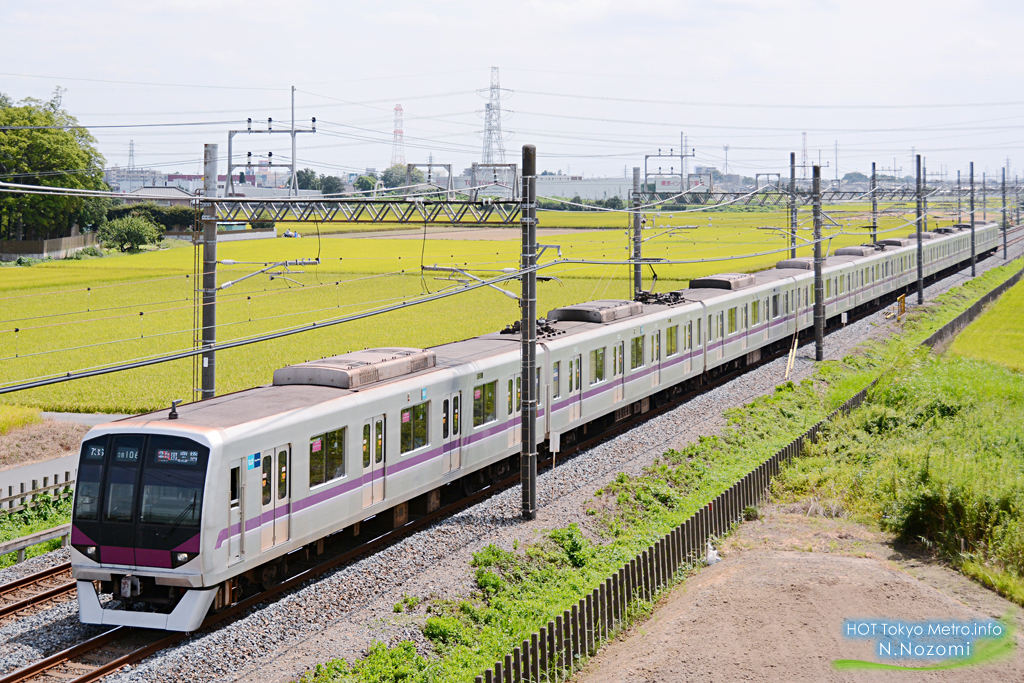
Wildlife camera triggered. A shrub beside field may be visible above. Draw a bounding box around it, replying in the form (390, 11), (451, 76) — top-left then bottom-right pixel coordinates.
(0, 405), (40, 435)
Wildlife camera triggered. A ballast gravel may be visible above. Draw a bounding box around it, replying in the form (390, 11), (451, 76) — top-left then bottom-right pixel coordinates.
(3, 245), (1020, 683)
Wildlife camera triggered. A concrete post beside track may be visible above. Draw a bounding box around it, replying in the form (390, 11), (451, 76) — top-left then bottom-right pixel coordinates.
(813, 165), (824, 361)
(971, 162), (977, 277)
(520, 145), (538, 521)
(916, 154), (924, 305)
(633, 167), (642, 298)
(201, 144), (218, 400)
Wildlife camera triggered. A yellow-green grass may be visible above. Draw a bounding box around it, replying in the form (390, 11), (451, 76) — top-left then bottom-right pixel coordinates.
(948, 278), (1024, 372)
(0, 404), (40, 435)
(0, 215), (909, 413)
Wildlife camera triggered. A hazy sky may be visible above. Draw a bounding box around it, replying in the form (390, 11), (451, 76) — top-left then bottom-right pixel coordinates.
(3, 0), (1022, 182)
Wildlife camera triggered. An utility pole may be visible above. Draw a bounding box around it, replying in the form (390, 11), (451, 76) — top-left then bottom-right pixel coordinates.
(970, 162), (976, 277)
(633, 167), (642, 298)
(1003, 167), (1008, 259)
(789, 152), (797, 258)
(922, 158), (928, 233)
(916, 155), (924, 305)
(520, 144), (538, 521)
(983, 172), (987, 221)
(957, 170), (961, 223)
(871, 162), (878, 244)
(201, 144), (218, 399)
(813, 165), (824, 362)
(290, 86), (297, 196)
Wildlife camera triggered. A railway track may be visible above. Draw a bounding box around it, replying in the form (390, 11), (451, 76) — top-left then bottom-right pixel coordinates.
(0, 564), (76, 621)
(2, 236), (1021, 683)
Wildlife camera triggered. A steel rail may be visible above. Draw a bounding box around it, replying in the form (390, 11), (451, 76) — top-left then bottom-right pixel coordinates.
(0, 564), (75, 619)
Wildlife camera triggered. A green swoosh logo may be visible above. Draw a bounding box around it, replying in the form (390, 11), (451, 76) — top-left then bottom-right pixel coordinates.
(834, 613), (1015, 671)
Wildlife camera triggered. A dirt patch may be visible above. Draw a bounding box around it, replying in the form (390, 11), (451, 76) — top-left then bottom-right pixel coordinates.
(578, 506), (1024, 683)
(0, 421), (90, 471)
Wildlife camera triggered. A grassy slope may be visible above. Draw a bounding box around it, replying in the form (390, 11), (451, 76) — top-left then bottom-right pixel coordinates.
(948, 278), (1024, 372)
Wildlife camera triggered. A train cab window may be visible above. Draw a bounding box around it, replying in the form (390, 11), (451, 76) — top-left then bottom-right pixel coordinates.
(473, 381), (497, 428)
(262, 455), (272, 506)
(630, 336), (645, 369)
(590, 347), (606, 385)
(73, 437), (106, 522)
(309, 427), (346, 488)
(666, 325), (678, 357)
(401, 402), (429, 454)
(552, 362), (560, 398)
(230, 466), (240, 508)
(105, 436), (143, 522)
(771, 295), (780, 318)
(727, 307), (737, 335)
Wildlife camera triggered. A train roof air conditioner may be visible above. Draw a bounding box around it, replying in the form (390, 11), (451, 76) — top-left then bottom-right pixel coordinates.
(273, 348), (436, 389)
(547, 300), (643, 323)
(689, 273), (757, 289)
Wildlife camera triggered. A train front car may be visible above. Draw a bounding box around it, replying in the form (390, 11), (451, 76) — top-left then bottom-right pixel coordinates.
(70, 425), (218, 631)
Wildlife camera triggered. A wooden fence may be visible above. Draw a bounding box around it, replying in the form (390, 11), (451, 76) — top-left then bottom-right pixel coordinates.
(2, 473), (75, 514)
(474, 382), (875, 683)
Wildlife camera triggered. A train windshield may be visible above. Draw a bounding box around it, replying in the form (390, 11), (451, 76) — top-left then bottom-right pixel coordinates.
(73, 433), (209, 531)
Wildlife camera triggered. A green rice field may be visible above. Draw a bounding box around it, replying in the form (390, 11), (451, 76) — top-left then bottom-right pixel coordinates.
(0, 207), (943, 414)
(948, 277), (1024, 372)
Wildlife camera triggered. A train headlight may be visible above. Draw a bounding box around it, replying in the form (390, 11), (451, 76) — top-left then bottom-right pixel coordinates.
(73, 544), (100, 563)
(171, 551), (198, 568)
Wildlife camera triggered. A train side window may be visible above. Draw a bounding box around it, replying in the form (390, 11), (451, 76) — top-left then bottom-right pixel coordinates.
(230, 466), (240, 509)
(685, 322), (692, 351)
(453, 395), (460, 434)
(443, 399), (450, 439)
(401, 402), (429, 454)
(261, 455), (272, 506)
(277, 449), (288, 501)
(696, 318), (701, 346)
(589, 347), (605, 385)
(652, 331), (660, 362)
(784, 292), (790, 315)
(707, 315), (713, 340)
(574, 359), (581, 391)
(309, 428), (346, 487)
(473, 381), (497, 427)
(507, 379), (514, 416)
(718, 312), (724, 338)
(630, 335), (645, 369)
(666, 325), (678, 357)
(612, 343), (620, 376)
(727, 307), (737, 335)
(826, 279), (831, 299)
(552, 361), (560, 398)
(751, 300), (760, 326)
(743, 304), (748, 330)
(772, 294), (780, 318)
(517, 377), (522, 412)
(362, 424), (371, 468)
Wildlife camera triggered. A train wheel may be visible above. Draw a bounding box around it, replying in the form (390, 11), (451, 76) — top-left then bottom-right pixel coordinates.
(259, 563), (279, 591)
(461, 471), (486, 497)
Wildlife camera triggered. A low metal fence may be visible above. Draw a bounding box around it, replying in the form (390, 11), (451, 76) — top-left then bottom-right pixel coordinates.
(474, 382), (875, 683)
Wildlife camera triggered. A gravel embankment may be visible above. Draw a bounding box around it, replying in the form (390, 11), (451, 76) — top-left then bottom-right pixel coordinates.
(3, 244), (1020, 683)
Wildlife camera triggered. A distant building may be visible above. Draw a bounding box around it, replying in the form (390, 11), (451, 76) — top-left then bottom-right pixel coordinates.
(123, 186), (193, 207)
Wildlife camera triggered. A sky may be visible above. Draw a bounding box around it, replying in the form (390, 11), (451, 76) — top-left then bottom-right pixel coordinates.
(3, 0), (1023, 183)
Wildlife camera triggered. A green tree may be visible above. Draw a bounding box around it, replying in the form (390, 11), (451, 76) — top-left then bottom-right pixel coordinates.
(843, 171), (869, 183)
(381, 164), (424, 189)
(602, 195), (624, 210)
(353, 175), (376, 193)
(0, 88), (107, 240)
(0, 91), (11, 109)
(319, 175), (345, 195)
(295, 168), (321, 190)
(98, 215), (159, 252)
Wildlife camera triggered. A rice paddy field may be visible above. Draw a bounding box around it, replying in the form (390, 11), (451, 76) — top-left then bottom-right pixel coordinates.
(948, 278), (1024, 372)
(0, 205), (953, 414)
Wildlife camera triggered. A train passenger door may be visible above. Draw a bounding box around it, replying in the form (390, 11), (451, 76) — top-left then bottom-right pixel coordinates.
(362, 416), (386, 508)
(569, 354), (582, 421)
(507, 375), (522, 449)
(260, 448), (274, 551)
(651, 330), (661, 388)
(273, 444), (290, 547)
(228, 459), (244, 565)
(442, 392), (463, 474)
